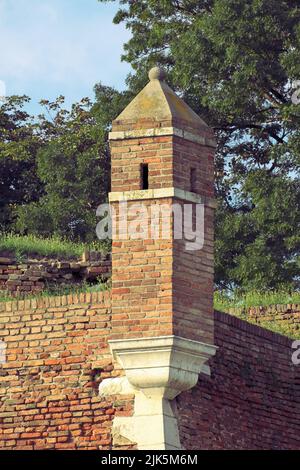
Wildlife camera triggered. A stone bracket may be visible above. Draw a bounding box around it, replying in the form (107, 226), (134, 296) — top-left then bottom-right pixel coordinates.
(99, 378), (181, 450)
(108, 335), (217, 400)
(100, 335), (217, 450)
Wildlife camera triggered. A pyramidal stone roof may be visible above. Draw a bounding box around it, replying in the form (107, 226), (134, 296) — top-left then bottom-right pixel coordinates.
(113, 66), (209, 130)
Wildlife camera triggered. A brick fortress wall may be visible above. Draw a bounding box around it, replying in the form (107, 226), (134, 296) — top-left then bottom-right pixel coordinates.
(0, 294), (299, 450)
(0, 253), (111, 297)
(177, 310), (300, 450)
(0, 292), (135, 450)
(227, 304), (300, 335)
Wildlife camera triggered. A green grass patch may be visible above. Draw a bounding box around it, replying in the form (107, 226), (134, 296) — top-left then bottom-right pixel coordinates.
(214, 290), (300, 339)
(0, 291), (13, 303)
(1, 282), (299, 339)
(214, 290), (300, 311)
(0, 233), (109, 260)
(256, 320), (298, 339)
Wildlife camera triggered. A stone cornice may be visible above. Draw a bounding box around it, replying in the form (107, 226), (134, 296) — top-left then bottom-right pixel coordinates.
(109, 187), (217, 208)
(109, 126), (217, 148)
(108, 335), (217, 400)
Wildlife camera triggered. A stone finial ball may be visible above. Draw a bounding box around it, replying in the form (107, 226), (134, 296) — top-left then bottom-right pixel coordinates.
(148, 66), (166, 81)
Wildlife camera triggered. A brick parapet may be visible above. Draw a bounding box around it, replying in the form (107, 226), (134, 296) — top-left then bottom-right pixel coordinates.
(0, 293), (299, 450)
(0, 294), (299, 450)
(0, 289), (138, 450)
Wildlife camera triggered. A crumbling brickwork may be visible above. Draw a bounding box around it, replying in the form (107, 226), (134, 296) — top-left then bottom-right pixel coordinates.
(228, 304), (300, 336)
(0, 254), (111, 297)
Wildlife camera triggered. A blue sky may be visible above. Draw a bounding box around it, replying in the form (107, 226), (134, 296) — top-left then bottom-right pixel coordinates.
(0, 0), (131, 115)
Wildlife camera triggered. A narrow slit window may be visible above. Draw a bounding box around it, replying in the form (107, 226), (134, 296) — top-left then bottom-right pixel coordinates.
(190, 168), (197, 192)
(141, 164), (149, 190)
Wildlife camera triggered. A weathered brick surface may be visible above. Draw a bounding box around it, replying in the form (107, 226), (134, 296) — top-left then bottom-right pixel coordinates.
(173, 201), (214, 343)
(0, 295), (299, 450)
(110, 134), (215, 195)
(110, 131), (215, 343)
(173, 136), (215, 198)
(228, 304), (300, 335)
(177, 310), (300, 450)
(111, 136), (174, 191)
(0, 254), (111, 297)
(112, 116), (215, 143)
(111, 198), (174, 340)
(0, 292), (135, 450)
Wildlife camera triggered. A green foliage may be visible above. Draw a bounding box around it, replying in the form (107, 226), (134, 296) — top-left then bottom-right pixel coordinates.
(214, 289), (300, 310)
(100, 0), (300, 291)
(93, 83), (133, 128)
(14, 87), (131, 242)
(215, 174), (300, 290)
(255, 320), (298, 339)
(0, 233), (107, 259)
(0, 96), (44, 231)
(15, 97), (108, 242)
(0, 291), (12, 302)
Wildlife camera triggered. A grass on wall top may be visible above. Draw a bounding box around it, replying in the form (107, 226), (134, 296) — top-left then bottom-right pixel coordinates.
(214, 290), (300, 339)
(214, 290), (300, 311)
(0, 281), (110, 303)
(0, 233), (109, 260)
(0, 285), (299, 338)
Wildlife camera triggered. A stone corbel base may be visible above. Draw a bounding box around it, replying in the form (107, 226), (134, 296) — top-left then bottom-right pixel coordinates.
(99, 335), (217, 450)
(99, 379), (181, 449)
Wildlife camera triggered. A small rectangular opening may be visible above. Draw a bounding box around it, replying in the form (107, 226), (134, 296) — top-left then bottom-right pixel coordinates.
(190, 168), (197, 192)
(141, 164), (149, 190)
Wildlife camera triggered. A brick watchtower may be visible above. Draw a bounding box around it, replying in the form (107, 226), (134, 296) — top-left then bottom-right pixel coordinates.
(103, 67), (217, 449)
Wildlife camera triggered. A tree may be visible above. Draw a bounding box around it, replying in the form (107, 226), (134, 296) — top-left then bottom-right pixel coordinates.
(99, 0), (300, 291)
(16, 86), (131, 242)
(0, 96), (43, 231)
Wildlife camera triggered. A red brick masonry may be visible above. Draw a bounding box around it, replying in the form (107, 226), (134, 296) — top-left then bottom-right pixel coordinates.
(178, 311), (300, 450)
(0, 292), (134, 450)
(0, 255), (111, 297)
(0, 294), (299, 450)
